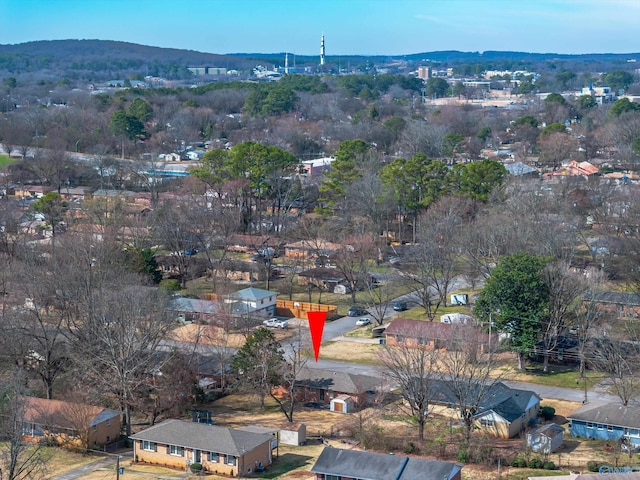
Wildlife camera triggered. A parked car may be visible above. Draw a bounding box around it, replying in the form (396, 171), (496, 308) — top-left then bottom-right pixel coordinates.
(355, 317), (371, 326)
(348, 306), (368, 317)
(262, 318), (288, 329)
(393, 301), (408, 312)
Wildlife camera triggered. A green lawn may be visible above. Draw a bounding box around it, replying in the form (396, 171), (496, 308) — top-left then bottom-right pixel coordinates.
(506, 364), (605, 390)
(0, 154), (16, 169)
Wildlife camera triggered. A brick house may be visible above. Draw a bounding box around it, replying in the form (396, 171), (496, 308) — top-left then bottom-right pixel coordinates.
(130, 419), (275, 476)
(20, 396), (121, 448)
(311, 447), (463, 480)
(274, 367), (382, 412)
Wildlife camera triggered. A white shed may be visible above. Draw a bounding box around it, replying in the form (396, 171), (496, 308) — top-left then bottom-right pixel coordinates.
(526, 423), (564, 453)
(279, 423), (307, 446)
(330, 395), (354, 414)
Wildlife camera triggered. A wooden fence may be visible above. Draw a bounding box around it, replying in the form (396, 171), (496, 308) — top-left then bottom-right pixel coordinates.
(276, 300), (339, 319)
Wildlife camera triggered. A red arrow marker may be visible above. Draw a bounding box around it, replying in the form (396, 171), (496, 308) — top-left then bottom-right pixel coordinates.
(307, 311), (327, 362)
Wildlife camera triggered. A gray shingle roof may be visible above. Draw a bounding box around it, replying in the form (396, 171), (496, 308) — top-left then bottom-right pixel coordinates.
(296, 367), (382, 395)
(311, 447), (462, 480)
(568, 402), (640, 429)
(129, 419), (272, 456)
(428, 380), (539, 423)
(230, 287), (278, 301)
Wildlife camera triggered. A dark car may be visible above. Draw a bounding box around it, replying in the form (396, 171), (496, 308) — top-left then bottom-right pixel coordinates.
(393, 301), (408, 312)
(348, 306), (367, 317)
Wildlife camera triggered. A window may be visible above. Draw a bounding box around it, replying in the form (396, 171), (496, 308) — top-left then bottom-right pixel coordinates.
(608, 425), (614, 432)
(598, 424), (604, 430)
(319, 389), (325, 401)
(106, 435), (111, 443)
(142, 441), (156, 452)
(93, 425), (97, 432)
(226, 455), (236, 466)
(169, 445), (184, 456)
(325, 475), (342, 480)
(106, 419), (111, 427)
(480, 419), (494, 428)
(208, 452), (219, 462)
(587, 422), (593, 429)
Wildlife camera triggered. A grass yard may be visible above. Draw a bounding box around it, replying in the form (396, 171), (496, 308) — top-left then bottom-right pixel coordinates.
(0, 154), (16, 169)
(315, 340), (383, 364)
(502, 363), (605, 390)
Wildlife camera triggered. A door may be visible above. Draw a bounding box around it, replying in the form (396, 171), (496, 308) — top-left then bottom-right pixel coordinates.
(334, 401), (343, 413)
(194, 450), (201, 463)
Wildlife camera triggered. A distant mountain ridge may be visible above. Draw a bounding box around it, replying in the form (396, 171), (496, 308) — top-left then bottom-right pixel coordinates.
(0, 39), (638, 80)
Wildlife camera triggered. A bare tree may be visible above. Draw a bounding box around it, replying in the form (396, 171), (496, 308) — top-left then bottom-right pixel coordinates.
(589, 333), (640, 406)
(401, 204), (464, 319)
(0, 369), (47, 480)
(379, 325), (438, 441)
(539, 261), (590, 373)
(269, 327), (308, 423)
(435, 325), (505, 449)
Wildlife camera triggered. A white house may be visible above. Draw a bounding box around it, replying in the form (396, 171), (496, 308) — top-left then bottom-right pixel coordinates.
(226, 287), (278, 317)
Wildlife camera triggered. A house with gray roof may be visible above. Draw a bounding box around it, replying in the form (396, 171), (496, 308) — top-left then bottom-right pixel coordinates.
(568, 401), (640, 447)
(281, 367), (383, 413)
(311, 447), (462, 480)
(226, 287), (278, 317)
(130, 419), (274, 476)
(428, 380), (540, 438)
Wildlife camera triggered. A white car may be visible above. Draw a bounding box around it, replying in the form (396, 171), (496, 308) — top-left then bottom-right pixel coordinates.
(263, 318), (288, 329)
(355, 317), (371, 326)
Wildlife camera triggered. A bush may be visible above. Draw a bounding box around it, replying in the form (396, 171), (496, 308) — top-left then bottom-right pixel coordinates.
(404, 442), (416, 454)
(528, 458), (543, 469)
(189, 463), (203, 473)
(511, 457), (527, 468)
(159, 279), (180, 293)
(543, 461), (556, 470)
(587, 461), (605, 472)
(457, 447), (468, 463)
(540, 405), (556, 421)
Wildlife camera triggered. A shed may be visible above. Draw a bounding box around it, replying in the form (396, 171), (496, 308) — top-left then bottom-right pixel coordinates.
(527, 423), (564, 453)
(450, 294), (468, 305)
(279, 423), (306, 446)
(331, 395), (355, 414)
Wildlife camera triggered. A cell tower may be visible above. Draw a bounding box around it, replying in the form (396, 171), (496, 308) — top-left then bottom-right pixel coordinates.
(320, 33), (325, 66)
(285, 52), (289, 74)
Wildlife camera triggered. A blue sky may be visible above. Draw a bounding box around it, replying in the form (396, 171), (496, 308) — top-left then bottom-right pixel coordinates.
(1, 0), (638, 56)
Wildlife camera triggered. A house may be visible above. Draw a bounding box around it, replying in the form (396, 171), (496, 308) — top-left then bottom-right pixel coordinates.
(168, 297), (220, 324)
(568, 401), (640, 447)
(225, 287), (278, 317)
(130, 419), (275, 476)
(310, 447), (463, 480)
(20, 396), (120, 448)
(526, 423), (564, 453)
(210, 260), (270, 283)
(504, 161), (539, 178)
(385, 318), (497, 351)
(275, 367), (383, 411)
(428, 380), (541, 439)
(585, 291), (640, 318)
(284, 239), (343, 260)
(297, 267), (345, 291)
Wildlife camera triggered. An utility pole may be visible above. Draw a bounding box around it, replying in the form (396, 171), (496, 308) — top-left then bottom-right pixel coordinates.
(116, 455), (120, 480)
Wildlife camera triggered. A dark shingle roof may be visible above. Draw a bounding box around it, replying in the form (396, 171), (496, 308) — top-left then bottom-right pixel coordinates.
(311, 447), (462, 480)
(129, 419), (272, 456)
(428, 380), (539, 423)
(296, 367), (382, 395)
(568, 402), (640, 429)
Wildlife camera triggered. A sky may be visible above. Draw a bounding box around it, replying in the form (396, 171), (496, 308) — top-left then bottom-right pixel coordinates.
(1, 0), (639, 57)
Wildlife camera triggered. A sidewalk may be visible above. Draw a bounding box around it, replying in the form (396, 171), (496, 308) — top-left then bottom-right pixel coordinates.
(52, 454), (192, 480)
(333, 335), (381, 344)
